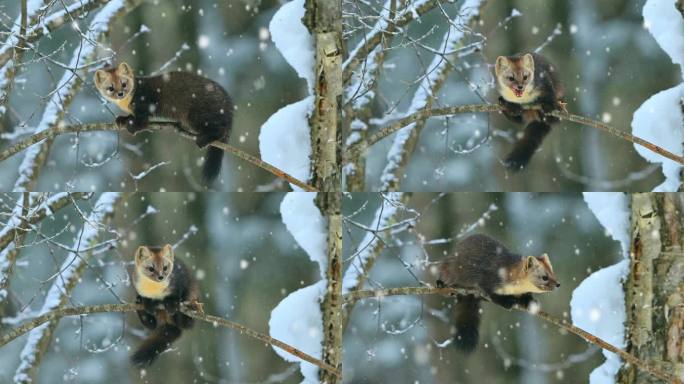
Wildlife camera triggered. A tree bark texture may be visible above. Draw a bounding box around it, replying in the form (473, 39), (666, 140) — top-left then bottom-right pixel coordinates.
(619, 193), (684, 383)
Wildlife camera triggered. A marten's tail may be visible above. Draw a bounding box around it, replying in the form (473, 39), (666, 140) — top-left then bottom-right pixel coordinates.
(504, 120), (551, 171)
(452, 295), (481, 353)
(202, 141), (225, 183)
(131, 324), (182, 367)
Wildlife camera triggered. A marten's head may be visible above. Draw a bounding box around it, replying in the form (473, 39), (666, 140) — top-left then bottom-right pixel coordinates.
(94, 62), (134, 104)
(495, 54), (534, 98)
(135, 244), (174, 283)
(522, 253), (560, 292)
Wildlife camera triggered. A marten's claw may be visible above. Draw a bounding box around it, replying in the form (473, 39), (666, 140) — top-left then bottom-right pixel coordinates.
(557, 101), (568, 113)
(183, 300), (205, 315)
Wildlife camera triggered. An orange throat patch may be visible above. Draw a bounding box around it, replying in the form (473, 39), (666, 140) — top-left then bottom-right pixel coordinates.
(135, 270), (169, 299)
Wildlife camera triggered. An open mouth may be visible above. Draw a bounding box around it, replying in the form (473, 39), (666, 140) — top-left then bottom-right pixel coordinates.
(511, 87), (523, 97)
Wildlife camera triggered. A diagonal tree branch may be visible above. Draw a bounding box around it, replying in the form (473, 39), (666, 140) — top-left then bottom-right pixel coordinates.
(346, 104), (684, 167)
(0, 122), (317, 191)
(0, 302), (341, 379)
(344, 286), (682, 384)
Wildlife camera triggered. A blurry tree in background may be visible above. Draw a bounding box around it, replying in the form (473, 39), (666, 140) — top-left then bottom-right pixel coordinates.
(342, 193), (622, 383)
(0, 0), (308, 191)
(342, 0), (680, 192)
(0, 192), (323, 383)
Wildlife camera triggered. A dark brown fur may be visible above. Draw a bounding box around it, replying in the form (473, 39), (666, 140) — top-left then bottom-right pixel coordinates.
(495, 53), (565, 170)
(436, 234), (559, 353)
(98, 65), (233, 183)
(132, 247), (199, 366)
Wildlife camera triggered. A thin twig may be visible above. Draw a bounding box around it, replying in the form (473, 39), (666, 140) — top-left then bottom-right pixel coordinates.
(0, 302), (341, 379)
(0, 122), (317, 191)
(346, 104), (684, 167)
(344, 286), (682, 384)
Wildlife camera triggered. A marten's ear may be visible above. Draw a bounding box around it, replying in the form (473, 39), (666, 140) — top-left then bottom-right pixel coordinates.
(135, 246), (147, 262)
(94, 70), (107, 88)
(495, 56), (508, 75)
(117, 62), (133, 76)
(161, 244), (174, 261)
(538, 253), (553, 272)
(523, 256), (537, 272)
(522, 53), (534, 72)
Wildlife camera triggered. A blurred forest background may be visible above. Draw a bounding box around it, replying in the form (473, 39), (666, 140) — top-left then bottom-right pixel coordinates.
(345, 0), (680, 191)
(342, 193), (622, 383)
(0, 0), (306, 191)
(0, 193), (321, 383)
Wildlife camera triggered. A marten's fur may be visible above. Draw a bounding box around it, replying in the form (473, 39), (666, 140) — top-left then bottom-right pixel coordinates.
(436, 234), (559, 353)
(94, 63), (233, 183)
(495, 53), (565, 170)
(131, 244), (198, 366)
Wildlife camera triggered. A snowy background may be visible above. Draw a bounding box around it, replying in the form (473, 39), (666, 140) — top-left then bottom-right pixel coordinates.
(342, 193), (623, 383)
(0, 192), (323, 383)
(0, 0), (309, 191)
(345, 0), (683, 191)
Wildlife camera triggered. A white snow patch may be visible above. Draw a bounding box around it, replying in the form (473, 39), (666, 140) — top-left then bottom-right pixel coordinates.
(269, 281), (325, 383)
(269, 0), (315, 90)
(575, 193), (630, 384)
(582, 193), (630, 255)
(259, 97), (314, 190)
(280, 192), (327, 276)
(570, 260), (628, 384)
(643, 0), (684, 76)
(631, 84), (684, 191)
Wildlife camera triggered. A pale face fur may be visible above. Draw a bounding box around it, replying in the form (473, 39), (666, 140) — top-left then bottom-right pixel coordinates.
(136, 244), (174, 282)
(495, 253), (560, 295)
(495, 54), (538, 103)
(94, 62), (134, 113)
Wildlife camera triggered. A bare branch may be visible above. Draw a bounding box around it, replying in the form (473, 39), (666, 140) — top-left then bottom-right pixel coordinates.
(346, 104), (684, 167)
(344, 286), (682, 384)
(0, 122), (317, 191)
(0, 302), (341, 379)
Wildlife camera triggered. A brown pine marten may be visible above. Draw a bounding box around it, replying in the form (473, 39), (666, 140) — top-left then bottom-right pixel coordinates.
(495, 53), (566, 170)
(131, 244), (199, 366)
(94, 63), (233, 183)
(436, 234), (560, 353)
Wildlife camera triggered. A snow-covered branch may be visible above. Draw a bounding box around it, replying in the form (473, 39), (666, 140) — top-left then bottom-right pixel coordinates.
(13, 192), (121, 383)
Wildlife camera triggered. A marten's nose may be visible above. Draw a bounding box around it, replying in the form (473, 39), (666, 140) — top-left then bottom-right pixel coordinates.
(118, 92), (124, 97)
(157, 275), (164, 281)
(516, 85), (523, 90)
(555, 282), (561, 288)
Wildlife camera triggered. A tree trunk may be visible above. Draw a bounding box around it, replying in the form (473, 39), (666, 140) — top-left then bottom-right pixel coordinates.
(618, 193), (684, 383)
(316, 192), (343, 383)
(304, 0), (342, 192)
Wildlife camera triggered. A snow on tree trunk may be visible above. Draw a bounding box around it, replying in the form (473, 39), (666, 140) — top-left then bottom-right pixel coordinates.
(617, 193), (684, 383)
(631, 0), (684, 191)
(12, 193), (121, 384)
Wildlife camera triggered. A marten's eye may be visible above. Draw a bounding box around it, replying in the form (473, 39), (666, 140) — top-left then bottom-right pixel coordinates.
(107, 86), (114, 93)
(523, 75), (528, 81)
(163, 266), (168, 272)
(508, 76), (515, 82)
(147, 266), (154, 272)
(542, 275), (549, 281)
(121, 82), (127, 89)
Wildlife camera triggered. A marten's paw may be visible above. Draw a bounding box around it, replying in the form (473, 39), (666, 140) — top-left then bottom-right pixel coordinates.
(183, 301), (205, 314)
(116, 115), (138, 134)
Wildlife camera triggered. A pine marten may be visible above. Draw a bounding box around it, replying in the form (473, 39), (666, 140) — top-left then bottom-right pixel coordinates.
(131, 244), (199, 366)
(436, 234), (560, 353)
(94, 62), (233, 183)
(494, 53), (566, 170)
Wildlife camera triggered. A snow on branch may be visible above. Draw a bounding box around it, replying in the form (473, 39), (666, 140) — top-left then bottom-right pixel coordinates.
(378, 0), (485, 191)
(12, 0), (143, 192)
(342, 192), (405, 294)
(13, 192), (121, 384)
(0, 192), (91, 302)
